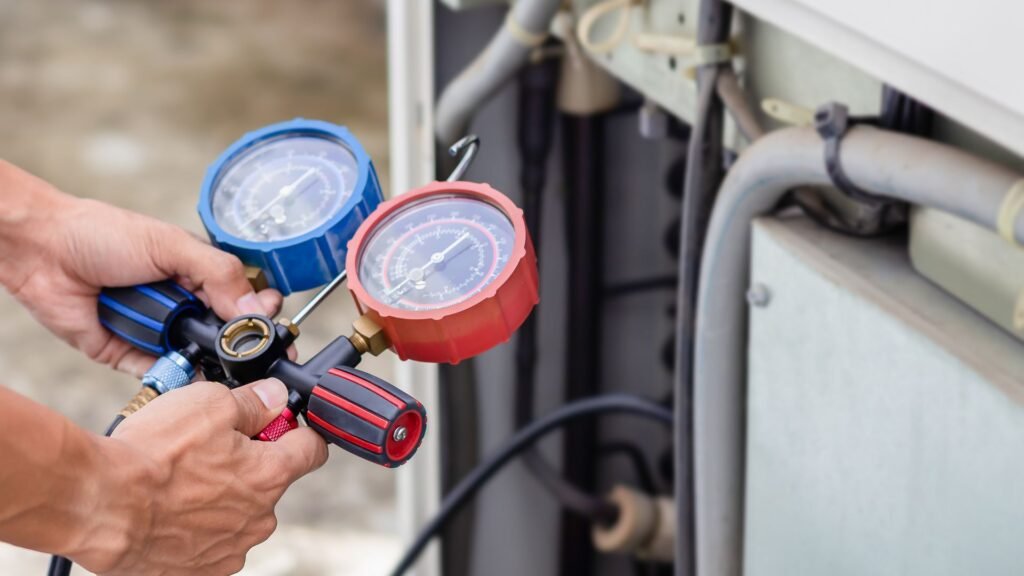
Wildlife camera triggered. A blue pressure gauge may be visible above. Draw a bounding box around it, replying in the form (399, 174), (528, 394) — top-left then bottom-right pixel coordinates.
(198, 119), (383, 295)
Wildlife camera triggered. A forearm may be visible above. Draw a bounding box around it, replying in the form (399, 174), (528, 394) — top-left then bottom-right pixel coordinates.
(0, 385), (144, 564)
(0, 160), (77, 292)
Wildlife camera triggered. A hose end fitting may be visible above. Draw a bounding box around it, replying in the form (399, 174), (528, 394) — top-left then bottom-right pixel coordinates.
(141, 350), (197, 395)
(592, 484), (675, 562)
(118, 386), (160, 418)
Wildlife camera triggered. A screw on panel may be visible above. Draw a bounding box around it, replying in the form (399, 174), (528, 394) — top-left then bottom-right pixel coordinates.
(746, 284), (771, 307)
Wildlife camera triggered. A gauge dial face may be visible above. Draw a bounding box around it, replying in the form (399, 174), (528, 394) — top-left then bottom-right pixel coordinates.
(210, 134), (358, 242)
(357, 195), (516, 312)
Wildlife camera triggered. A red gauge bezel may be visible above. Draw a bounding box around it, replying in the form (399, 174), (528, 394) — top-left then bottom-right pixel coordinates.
(346, 181), (539, 363)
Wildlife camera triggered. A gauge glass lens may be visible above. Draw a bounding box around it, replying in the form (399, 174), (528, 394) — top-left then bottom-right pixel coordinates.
(210, 134), (358, 242)
(357, 195), (515, 311)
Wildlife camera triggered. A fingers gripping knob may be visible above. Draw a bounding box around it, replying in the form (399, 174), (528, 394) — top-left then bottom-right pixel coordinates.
(306, 367), (426, 467)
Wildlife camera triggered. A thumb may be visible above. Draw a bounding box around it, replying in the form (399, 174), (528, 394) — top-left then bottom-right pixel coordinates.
(230, 378), (290, 437)
(148, 226), (264, 320)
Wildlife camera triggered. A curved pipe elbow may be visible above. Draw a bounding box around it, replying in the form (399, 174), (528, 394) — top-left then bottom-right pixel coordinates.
(434, 0), (562, 144)
(694, 125), (1024, 576)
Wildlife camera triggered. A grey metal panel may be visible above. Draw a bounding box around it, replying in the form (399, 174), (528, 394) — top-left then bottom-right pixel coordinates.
(745, 217), (1024, 576)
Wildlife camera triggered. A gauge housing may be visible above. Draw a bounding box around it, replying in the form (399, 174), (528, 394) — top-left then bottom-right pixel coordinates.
(346, 181), (539, 364)
(198, 118), (383, 295)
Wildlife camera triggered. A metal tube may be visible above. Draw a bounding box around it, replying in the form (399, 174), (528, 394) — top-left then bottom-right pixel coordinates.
(693, 125), (1022, 576)
(447, 135), (481, 182)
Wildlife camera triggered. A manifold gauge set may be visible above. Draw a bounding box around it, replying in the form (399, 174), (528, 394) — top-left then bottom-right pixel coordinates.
(97, 118), (539, 468)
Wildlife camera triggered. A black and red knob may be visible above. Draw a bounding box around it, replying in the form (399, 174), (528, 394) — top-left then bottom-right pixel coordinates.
(306, 367), (426, 468)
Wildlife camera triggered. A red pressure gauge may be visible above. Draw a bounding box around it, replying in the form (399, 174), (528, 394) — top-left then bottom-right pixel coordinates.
(346, 181), (539, 363)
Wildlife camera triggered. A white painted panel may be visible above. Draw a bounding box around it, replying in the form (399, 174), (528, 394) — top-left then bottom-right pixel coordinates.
(733, 0), (1024, 156)
(746, 217), (1024, 575)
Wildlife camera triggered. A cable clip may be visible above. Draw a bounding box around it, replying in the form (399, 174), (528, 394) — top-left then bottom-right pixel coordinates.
(693, 42), (732, 66)
(505, 11), (548, 48)
(814, 102), (885, 205)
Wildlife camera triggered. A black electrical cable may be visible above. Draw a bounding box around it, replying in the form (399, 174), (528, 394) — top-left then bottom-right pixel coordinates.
(388, 394), (673, 576)
(48, 414), (126, 576)
(672, 2), (733, 576)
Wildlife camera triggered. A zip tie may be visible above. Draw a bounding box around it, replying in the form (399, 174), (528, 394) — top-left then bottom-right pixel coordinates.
(505, 11), (548, 48)
(997, 179), (1024, 247)
(693, 42), (732, 66)
(762, 98), (815, 126)
(814, 102), (887, 206)
(633, 32), (695, 55)
(577, 0), (635, 55)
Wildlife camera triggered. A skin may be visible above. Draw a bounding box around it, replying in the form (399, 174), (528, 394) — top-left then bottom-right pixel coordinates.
(0, 160), (328, 574)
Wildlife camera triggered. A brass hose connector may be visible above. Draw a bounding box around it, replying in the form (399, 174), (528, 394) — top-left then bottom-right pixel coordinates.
(349, 314), (390, 356)
(118, 386), (159, 418)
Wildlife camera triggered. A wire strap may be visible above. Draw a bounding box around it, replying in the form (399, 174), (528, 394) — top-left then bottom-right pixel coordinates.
(505, 11), (548, 48)
(997, 179), (1024, 247)
(693, 42), (732, 66)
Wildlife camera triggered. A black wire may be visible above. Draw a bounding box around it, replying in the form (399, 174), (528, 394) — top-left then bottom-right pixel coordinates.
(49, 414), (126, 576)
(388, 394), (673, 576)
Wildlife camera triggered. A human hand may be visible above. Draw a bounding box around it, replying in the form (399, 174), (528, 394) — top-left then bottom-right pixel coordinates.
(0, 160), (281, 376)
(72, 378), (328, 575)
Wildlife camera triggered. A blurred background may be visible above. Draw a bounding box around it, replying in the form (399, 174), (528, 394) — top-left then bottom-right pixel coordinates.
(0, 1), (398, 574)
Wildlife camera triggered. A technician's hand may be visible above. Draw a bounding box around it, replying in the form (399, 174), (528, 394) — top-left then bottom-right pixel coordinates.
(73, 378), (328, 576)
(0, 160), (281, 376)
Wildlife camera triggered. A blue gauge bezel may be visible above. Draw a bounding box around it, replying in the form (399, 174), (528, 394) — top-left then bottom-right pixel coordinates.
(198, 118), (383, 295)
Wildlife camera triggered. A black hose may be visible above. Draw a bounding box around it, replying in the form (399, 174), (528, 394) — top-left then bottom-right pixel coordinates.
(560, 111), (608, 574)
(672, 2), (733, 576)
(49, 413), (126, 576)
(46, 557), (71, 576)
(388, 394), (674, 576)
(514, 48), (620, 528)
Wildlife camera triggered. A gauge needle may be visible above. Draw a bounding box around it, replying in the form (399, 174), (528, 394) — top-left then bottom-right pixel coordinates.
(238, 167), (318, 230)
(385, 232), (471, 297)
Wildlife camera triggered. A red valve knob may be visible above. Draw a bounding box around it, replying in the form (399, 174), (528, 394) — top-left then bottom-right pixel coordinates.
(306, 367), (426, 467)
(258, 408), (299, 442)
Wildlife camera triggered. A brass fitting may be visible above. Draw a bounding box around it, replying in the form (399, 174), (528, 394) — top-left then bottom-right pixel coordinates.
(277, 317), (301, 339)
(245, 266), (269, 292)
(219, 317), (272, 359)
(592, 485), (675, 562)
(119, 386), (159, 418)
(349, 314), (390, 356)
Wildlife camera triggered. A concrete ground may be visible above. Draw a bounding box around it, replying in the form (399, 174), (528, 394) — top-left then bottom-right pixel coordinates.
(0, 1), (399, 573)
